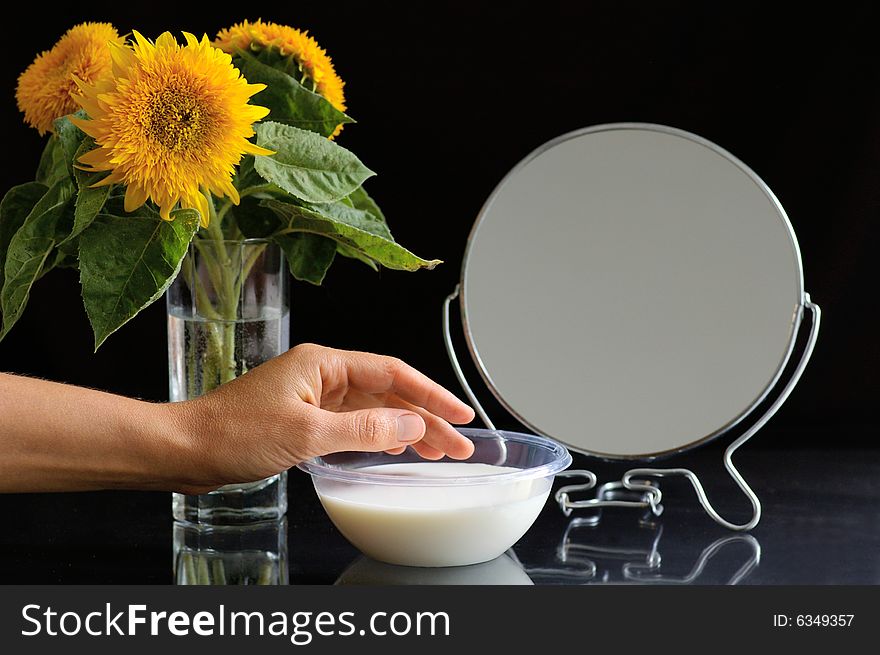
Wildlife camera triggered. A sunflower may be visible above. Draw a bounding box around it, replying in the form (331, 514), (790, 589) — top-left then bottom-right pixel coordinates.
(16, 22), (123, 135)
(70, 31), (272, 225)
(215, 19), (346, 136)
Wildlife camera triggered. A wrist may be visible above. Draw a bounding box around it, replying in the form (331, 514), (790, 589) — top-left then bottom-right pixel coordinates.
(144, 400), (222, 494)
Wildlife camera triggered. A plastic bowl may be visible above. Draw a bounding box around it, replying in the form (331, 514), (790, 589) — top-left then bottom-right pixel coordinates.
(298, 429), (572, 567)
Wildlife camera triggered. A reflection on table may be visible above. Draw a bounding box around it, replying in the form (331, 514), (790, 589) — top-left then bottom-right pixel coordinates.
(336, 552), (533, 585)
(329, 515), (761, 585)
(173, 518), (288, 585)
(524, 516), (761, 585)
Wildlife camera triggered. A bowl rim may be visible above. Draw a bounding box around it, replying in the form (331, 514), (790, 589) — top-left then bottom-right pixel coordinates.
(296, 428), (573, 487)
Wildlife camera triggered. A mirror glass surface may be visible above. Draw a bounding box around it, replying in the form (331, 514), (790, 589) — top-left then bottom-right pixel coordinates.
(462, 124), (804, 458)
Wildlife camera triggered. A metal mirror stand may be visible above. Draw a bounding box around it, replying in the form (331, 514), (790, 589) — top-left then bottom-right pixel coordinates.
(443, 286), (821, 531)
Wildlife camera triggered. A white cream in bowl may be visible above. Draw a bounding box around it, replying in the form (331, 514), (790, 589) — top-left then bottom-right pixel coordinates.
(299, 429), (572, 568)
(316, 463), (550, 567)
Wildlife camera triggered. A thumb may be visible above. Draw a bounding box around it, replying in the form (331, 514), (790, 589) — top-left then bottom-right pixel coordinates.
(309, 406), (426, 455)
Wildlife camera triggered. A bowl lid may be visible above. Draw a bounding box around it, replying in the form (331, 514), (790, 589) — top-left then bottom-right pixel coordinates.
(298, 429), (572, 485)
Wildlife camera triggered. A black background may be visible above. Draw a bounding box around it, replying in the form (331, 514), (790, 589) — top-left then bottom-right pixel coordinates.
(1, 1), (878, 446)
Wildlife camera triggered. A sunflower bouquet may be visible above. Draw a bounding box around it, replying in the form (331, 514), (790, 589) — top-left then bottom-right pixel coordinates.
(0, 21), (437, 354)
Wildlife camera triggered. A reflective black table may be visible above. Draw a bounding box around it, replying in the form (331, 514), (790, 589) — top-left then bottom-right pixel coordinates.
(1, 437), (877, 585)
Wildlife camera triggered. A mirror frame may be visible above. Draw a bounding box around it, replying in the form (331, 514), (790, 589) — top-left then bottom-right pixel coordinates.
(459, 123), (807, 460)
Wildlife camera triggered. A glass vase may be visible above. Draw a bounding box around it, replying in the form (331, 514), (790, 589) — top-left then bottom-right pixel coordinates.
(173, 519), (288, 585)
(167, 238), (289, 524)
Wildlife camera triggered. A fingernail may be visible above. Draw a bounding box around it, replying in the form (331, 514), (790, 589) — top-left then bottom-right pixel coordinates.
(396, 414), (424, 442)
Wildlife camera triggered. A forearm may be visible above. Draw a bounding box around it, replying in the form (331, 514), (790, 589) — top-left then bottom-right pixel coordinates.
(0, 346), (476, 493)
(0, 373), (197, 493)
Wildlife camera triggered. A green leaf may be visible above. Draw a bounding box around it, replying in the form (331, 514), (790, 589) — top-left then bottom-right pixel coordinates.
(261, 199), (441, 272)
(233, 196), (283, 238)
(64, 139), (111, 243)
(348, 186), (387, 224)
(274, 233), (337, 285)
(35, 137), (67, 187)
(254, 122), (375, 203)
(317, 199), (395, 241)
(251, 46), (312, 79)
(53, 113), (87, 179)
(335, 242), (379, 271)
(34, 114), (88, 188)
(334, 188), (390, 271)
(0, 182), (49, 294)
(235, 196), (348, 281)
(79, 208), (199, 349)
(234, 51), (354, 138)
(0, 179), (75, 339)
(55, 234), (80, 261)
(234, 155), (262, 191)
(37, 249), (77, 278)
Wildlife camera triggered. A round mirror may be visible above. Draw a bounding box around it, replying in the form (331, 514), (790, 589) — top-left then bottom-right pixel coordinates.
(462, 124), (805, 459)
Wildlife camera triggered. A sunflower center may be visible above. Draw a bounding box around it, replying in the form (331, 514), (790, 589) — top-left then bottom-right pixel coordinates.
(145, 85), (207, 151)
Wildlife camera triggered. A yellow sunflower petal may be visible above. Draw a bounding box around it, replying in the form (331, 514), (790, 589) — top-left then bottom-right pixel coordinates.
(68, 115), (103, 139)
(131, 30), (153, 53)
(69, 93), (102, 121)
(245, 83), (268, 98)
(243, 142), (276, 157)
(109, 42), (136, 78)
(89, 170), (125, 187)
(192, 192), (211, 227)
(77, 147), (112, 167)
(157, 198), (175, 221)
(155, 31), (178, 50)
(123, 184), (149, 212)
(224, 181), (241, 205)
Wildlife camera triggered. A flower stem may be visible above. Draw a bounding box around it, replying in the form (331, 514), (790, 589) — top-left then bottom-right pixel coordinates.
(182, 194), (243, 397)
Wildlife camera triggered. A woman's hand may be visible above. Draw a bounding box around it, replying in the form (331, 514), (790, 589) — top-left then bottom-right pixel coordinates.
(0, 345), (474, 494)
(167, 344), (476, 492)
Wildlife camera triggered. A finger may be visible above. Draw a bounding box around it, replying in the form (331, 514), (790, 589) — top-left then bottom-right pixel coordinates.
(338, 351), (476, 424)
(411, 441), (446, 460)
(384, 446), (407, 455)
(303, 404), (426, 455)
(331, 389), (473, 459)
(332, 388), (387, 414)
(393, 395), (474, 460)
